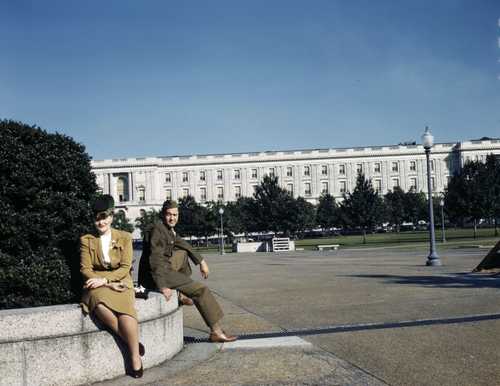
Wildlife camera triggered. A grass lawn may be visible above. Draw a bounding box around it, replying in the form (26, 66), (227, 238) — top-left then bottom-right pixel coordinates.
(296, 228), (499, 250)
(192, 228), (499, 253)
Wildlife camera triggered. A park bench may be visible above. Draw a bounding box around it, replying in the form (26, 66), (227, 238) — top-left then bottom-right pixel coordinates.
(272, 237), (291, 252)
(317, 244), (340, 251)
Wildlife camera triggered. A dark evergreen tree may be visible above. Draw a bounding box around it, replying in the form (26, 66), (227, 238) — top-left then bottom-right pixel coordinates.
(233, 196), (259, 236)
(176, 195), (200, 237)
(0, 120), (98, 309)
(445, 159), (488, 238)
(384, 187), (407, 232)
(480, 154), (500, 236)
(135, 208), (160, 238)
(289, 197), (316, 237)
(404, 190), (427, 226)
(253, 175), (295, 235)
(112, 210), (134, 233)
(339, 173), (385, 244)
(316, 194), (339, 231)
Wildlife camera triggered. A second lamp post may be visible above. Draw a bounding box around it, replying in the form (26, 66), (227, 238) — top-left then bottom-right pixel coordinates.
(440, 199), (446, 243)
(421, 126), (441, 266)
(218, 207), (225, 255)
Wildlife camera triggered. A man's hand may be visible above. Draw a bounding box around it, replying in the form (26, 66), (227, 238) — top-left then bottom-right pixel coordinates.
(161, 287), (173, 301)
(200, 260), (210, 279)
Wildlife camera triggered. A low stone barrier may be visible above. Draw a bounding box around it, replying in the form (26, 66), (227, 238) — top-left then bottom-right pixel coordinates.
(233, 241), (268, 253)
(0, 292), (183, 386)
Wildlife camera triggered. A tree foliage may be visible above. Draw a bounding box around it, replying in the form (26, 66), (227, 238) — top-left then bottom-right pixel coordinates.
(135, 208), (160, 238)
(0, 120), (98, 309)
(445, 154), (500, 237)
(384, 187), (427, 231)
(253, 175), (295, 234)
(404, 190), (427, 226)
(112, 210), (134, 233)
(339, 173), (385, 243)
(384, 187), (406, 231)
(316, 194), (339, 230)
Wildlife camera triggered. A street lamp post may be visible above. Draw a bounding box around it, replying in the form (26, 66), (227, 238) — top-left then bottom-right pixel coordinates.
(422, 126), (441, 266)
(440, 199), (446, 243)
(218, 207), (225, 255)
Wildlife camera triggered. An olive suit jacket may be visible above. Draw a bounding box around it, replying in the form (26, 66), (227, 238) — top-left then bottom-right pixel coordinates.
(80, 228), (134, 288)
(145, 222), (204, 290)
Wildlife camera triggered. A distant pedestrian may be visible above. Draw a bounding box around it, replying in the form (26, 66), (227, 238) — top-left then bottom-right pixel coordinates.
(80, 195), (144, 378)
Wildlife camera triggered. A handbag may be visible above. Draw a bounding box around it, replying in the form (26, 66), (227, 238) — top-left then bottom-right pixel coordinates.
(134, 284), (149, 299)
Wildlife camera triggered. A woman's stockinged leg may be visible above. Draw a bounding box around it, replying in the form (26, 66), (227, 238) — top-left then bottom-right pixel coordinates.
(94, 303), (120, 335)
(118, 314), (141, 371)
(94, 304), (141, 371)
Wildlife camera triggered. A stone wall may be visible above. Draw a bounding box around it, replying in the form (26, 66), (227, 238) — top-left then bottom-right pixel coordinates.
(0, 292), (183, 386)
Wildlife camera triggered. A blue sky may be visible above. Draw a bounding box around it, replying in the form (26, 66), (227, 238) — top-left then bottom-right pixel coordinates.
(2, 0), (499, 160)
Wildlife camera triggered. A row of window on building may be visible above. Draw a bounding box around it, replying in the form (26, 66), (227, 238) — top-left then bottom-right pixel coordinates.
(164, 160), (437, 184)
(161, 176), (437, 203)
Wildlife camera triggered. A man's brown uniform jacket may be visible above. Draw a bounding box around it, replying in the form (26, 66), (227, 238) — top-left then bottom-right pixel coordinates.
(139, 221), (203, 290)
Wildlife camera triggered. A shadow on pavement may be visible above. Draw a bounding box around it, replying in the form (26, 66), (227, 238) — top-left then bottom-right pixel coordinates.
(343, 273), (500, 289)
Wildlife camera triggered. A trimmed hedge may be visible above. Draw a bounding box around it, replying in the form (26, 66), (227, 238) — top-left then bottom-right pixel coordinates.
(0, 120), (98, 309)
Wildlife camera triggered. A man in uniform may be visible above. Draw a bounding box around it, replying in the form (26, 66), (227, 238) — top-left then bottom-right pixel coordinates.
(147, 200), (237, 343)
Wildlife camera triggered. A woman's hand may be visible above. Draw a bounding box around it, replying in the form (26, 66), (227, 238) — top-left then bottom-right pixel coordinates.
(84, 277), (107, 289)
(107, 282), (127, 292)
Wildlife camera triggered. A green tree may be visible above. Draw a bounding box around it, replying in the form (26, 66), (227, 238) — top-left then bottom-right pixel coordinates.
(479, 154), (500, 236)
(404, 190), (427, 226)
(445, 160), (487, 238)
(385, 187), (407, 232)
(135, 208), (160, 238)
(194, 201), (217, 246)
(340, 173), (385, 244)
(176, 195), (200, 237)
(233, 196), (259, 236)
(316, 194), (339, 231)
(0, 120), (98, 309)
(177, 196), (216, 245)
(112, 210), (134, 233)
(253, 175), (295, 235)
(290, 197), (316, 237)
(224, 201), (245, 237)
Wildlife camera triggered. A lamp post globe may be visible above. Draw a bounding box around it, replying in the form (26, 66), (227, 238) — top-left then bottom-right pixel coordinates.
(421, 126), (441, 266)
(421, 126), (434, 149)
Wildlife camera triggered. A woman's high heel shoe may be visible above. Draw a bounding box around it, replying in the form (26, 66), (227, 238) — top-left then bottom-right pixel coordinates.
(131, 361), (143, 378)
(139, 342), (145, 357)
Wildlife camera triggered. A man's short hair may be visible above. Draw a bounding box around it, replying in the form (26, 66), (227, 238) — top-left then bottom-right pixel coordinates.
(161, 200), (178, 215)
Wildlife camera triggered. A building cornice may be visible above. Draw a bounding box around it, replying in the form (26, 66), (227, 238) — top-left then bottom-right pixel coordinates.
(91, 142), (465, 170)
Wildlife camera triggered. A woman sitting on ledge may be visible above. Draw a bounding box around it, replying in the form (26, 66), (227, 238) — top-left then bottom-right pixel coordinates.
(80, 195), (144, 378)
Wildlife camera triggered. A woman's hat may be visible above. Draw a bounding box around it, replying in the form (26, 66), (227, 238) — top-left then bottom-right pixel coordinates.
(92, 194), (115, 213)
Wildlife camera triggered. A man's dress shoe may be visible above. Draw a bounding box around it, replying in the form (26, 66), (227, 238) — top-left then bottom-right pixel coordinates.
(209, 331), (238, 343)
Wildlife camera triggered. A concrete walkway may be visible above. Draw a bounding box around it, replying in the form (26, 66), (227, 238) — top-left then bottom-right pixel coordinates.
(95, 245), (499, 386)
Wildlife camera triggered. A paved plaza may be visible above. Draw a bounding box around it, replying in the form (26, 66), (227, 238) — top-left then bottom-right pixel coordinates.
(101, 244), (500, 385)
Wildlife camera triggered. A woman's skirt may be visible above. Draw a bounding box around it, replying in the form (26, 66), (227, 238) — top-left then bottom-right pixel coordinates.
(81, 286), (137, 319)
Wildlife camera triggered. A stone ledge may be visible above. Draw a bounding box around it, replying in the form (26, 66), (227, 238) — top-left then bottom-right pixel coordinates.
(0, 292), (183, 386)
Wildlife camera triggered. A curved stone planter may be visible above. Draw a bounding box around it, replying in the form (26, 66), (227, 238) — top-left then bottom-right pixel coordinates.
(0, 292), (183, 386)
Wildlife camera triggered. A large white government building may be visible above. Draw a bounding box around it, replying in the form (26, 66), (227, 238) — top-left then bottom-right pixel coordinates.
(92, 138), (500, 235)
